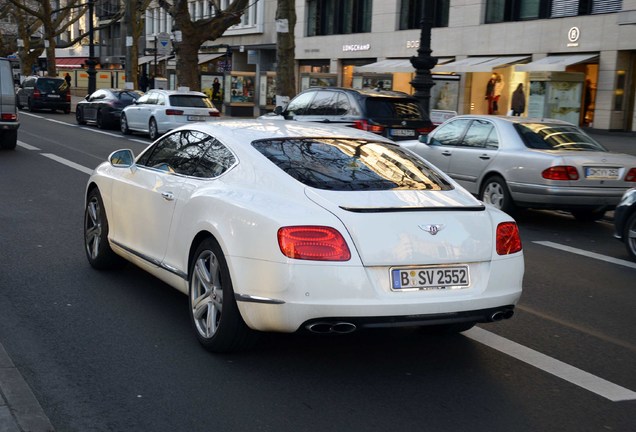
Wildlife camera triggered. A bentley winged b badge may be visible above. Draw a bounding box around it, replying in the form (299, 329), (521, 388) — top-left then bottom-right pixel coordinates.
(419, 224), (445, 235)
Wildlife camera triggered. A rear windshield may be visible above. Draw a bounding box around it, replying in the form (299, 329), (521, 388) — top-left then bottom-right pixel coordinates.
(365, 98), (424, 120)
(515, 123), (607, 151)
(36, 78), (68, 92)
(169, 95), (213, 108)
(252, 138), (453, 191)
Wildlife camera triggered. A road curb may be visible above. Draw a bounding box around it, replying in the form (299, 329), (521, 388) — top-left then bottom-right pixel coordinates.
(0, 344), (55, 432)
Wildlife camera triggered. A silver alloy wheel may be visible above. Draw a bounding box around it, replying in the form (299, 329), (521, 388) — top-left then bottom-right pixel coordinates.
(85, 195), (102, 260)
(627, 214), (636, 259)
(190, 250), (224, 339)
(482, 181), (505, 209)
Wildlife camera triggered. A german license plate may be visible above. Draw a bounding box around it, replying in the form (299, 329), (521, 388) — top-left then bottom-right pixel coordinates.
(390, 129), (416, 137)
(48, 94), (60, 98)
(585, 167), (619, 179)
(391, 265), (470, 291)
(188, 115), (207, 121)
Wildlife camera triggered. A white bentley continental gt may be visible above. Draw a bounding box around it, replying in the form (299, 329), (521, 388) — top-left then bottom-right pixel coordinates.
(84, 119), (524, 352)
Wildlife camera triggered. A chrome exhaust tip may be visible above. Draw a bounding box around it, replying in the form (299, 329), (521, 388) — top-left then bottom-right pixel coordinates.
(306, 322), (357, 334)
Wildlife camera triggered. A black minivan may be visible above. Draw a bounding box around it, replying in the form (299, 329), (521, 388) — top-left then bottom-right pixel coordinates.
(16, 76), (71, 113)
(272, 87), (432, 141)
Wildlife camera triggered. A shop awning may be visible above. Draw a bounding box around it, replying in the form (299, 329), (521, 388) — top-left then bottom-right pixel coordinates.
(198, 53), (225, 64)
(516, 54), (599, 72)
(355, 57), (454, 73)
(138, 55), (172, 66)
(55, 57), (87, 68)
(434, 56), (530, 72)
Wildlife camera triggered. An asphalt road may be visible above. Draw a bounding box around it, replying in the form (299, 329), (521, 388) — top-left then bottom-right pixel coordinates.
(0, 111), (635, 432)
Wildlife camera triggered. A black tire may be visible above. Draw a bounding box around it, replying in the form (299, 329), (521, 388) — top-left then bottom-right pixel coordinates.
(188, 237), (255, 353)
(0, 130), (17, 150)
(96, 111), (104, 129)
(120, 113), (131, 135)
(16, 97), (23, 110)
(479, 176), (516, 215)
(571, 209), (605, 222)
(63, 107), (71, 114)
(27, 98), (36, 112)
(76, 107), (86, 125)
(148, 118), (159, 141)
(84, 188), (124, 270)
(623, 212), (636, 261)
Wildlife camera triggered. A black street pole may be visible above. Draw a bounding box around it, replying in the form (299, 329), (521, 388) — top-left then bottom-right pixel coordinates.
(409, 0), (437, 129)
(86, 0), (97, 94)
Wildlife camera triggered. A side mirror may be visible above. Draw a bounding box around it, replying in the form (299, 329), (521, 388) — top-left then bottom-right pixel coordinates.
(418, 134), (428, 143)
(274, 105), (284, 115)
(109, 149), (135, 168)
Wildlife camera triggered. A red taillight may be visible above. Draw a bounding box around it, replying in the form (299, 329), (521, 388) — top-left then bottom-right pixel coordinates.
(353, 120), (384, 134)
(542, 166), (579, 180)
(208, 110), (220, 117)
(277, 226), (351, 261)
(625, 168), (636, 182)
(165, 109), (184, 116)
(1, 113), (17, 121)
(66, 92), (71, 102)
(496, 222), (522, 255)
(33, 88), (41, 99)
(417, 125), (436, 134)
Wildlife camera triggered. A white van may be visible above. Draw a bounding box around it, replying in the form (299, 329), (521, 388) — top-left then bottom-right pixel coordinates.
(0, 57), (19, 150)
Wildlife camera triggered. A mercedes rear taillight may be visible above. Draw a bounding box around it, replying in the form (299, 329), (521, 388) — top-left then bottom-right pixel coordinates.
(542, 166), (579, 180)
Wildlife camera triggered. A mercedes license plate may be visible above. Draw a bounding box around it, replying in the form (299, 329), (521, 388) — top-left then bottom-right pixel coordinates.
(390, 128), (415, 137)
(391, 265), (470, 291)
(585, 167), (619, 179)
(48, 94), (60, 98)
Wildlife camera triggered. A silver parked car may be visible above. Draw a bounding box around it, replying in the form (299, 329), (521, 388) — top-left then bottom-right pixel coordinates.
(401, 116), (636, 221)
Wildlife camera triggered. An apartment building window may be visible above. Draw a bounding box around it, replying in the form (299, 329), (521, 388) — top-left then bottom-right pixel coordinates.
(307, 0), (372, 36)
(399, 0), (450, 29)
(485, 0), (550, 22)
(553, 0), (623, 16)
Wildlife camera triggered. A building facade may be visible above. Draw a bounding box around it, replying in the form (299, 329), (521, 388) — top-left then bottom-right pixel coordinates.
(292, 0), (636, 131)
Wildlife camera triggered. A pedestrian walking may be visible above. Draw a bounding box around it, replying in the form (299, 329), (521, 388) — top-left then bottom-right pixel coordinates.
(64, 72), (72, 87)
(510, 83), (525, 116)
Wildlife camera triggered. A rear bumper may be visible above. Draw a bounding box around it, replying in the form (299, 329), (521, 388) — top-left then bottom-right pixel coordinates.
(32, 100), (70, 110)
(509, 182), (626, 210)
(0, 122), (19, 131)
(230, 255), (524, 333)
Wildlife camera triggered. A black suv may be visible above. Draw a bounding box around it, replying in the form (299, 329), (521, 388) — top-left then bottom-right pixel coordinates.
(273, 87), (432, 141)
(16, 76), (71, 113)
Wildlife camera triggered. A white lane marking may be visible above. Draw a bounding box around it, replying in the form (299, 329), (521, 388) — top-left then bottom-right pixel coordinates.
(18, 111), (44, 119)
(17, 141), (40, 151)
(534, 241), (636, 270)
(130, 138), (150, 145)
(47, 118), (73, 126)
(465, 327), (636, 402)
(78, 127), (123, 138)
(41, 153), (94, 175)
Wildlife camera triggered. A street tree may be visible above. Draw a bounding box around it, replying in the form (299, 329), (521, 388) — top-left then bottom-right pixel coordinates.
(0, 1), (43, 75)
(124, 0), (153, 90)
(156, 0), (252, 91)
(275, 0), (296, 102)
(8, 0), (87, 77)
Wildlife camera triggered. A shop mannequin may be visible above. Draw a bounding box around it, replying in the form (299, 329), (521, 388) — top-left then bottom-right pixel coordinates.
(493, 74), (504, 114)
(485, 74), (496, 114)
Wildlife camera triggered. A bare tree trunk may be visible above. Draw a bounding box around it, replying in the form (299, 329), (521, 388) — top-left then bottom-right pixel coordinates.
(275, 0), (297, 101)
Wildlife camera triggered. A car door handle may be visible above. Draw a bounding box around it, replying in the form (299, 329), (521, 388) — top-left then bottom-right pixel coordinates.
(441, 151), (452, 156)
(479, 154), (491, 160)
(161, 192), (174, 201)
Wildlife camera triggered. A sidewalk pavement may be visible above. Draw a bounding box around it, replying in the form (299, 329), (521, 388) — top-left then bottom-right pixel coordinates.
(0, 344), (54, 432)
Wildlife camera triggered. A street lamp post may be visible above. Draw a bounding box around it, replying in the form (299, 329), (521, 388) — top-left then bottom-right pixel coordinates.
(409, 1), (437, 129)
(85, 0), (97, 94)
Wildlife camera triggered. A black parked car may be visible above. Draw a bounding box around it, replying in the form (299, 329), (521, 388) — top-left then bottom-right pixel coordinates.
(270, 87), (433, 141)
(614, 188), (636, 261)
(16, 76), (70, 113)
(76, 88), (143, 129)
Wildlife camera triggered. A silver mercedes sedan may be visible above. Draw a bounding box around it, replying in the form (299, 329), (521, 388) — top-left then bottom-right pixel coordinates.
(401, 116), (636, 221)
